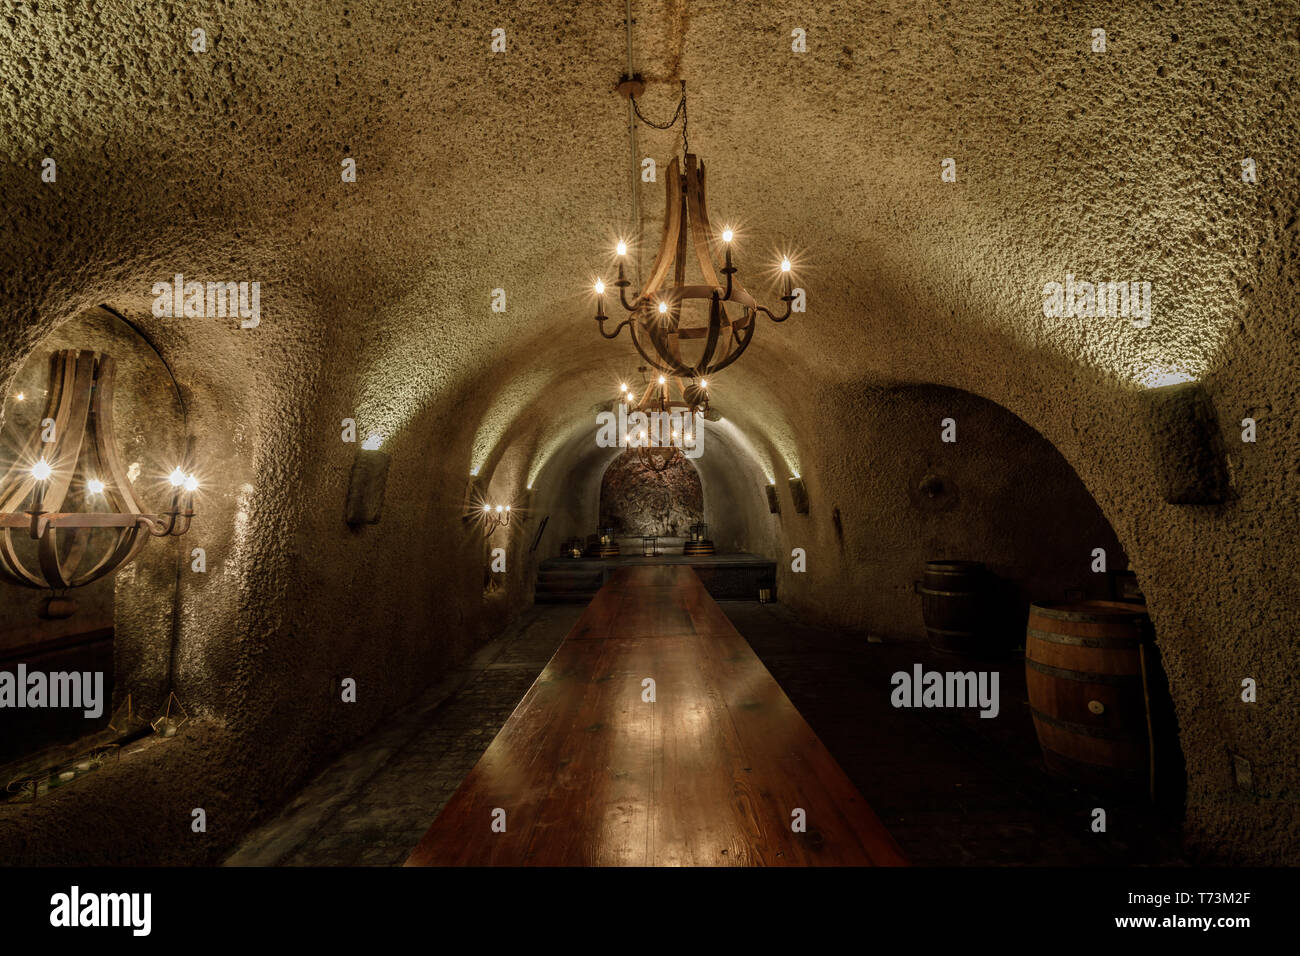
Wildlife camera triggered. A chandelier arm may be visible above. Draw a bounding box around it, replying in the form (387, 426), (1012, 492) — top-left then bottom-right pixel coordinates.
(754, 299), (794, 323)
(616, 284), (641, 313)
(596, 315), (634, 339)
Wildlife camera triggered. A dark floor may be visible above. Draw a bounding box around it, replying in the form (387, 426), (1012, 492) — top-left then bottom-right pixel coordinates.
(226, 601), (1185, 866)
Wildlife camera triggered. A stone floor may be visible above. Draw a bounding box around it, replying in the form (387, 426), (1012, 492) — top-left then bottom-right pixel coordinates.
(225, 601), (1185, 867)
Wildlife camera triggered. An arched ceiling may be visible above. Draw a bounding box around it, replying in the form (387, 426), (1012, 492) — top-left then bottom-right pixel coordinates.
(5, 0), (1293, 492)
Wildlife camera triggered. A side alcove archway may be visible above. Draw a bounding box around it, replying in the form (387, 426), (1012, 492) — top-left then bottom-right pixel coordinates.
(780, 379), (1187, 815)
(0, 306), (188, 768)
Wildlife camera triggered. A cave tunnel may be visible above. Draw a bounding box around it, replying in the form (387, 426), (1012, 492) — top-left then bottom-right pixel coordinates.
(0, 0), (1297, 932)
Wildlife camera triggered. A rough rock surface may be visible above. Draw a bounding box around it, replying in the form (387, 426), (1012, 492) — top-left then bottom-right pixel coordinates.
(0, 1), (1296, 864)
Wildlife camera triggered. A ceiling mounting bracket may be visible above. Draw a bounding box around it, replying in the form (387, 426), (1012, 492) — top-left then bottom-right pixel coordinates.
(616, 73), (645, 99)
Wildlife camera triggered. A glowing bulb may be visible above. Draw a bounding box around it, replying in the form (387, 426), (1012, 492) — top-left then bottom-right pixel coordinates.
(483, 504), (492, 512)
(14, 392), (24, 402)
(168, 467), (186, 487)
(616, 240), (627, 256)
(31, 459), (52, 481)
(495, 505), (503, 513)
(639, 431), (647, 440)
(671, 430), (678, 438)
(781, 258), (791, 272)
(505, 505), (511, 512)
(184, 475), (199, 492)
(362, 434), (382, 450)
(722, 228), (733, 243)
(658, 301), (668, 314)
(658, 375), (666, 385)
(594, 279), (605, 295)
(87, 478), (105, 495)
(620, 383), (628, 392)
(700, 380), (708, 388)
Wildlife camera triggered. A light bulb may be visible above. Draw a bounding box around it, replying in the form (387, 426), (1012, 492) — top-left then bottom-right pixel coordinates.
(781, 258), (791, 272)
(87, 478), (105, 495)
(168, 467), (186, 487)
(616, 240), (627, 256)
(722, 228), (733, 243)
(639, 431), (647, 440)
(658, 301), (668, 314)
(671, 430), (678, 438)
(31, 459), (52, 481)
(700, 380), (708, 388)
(620, 383), (628, 392)
(14, 392), (24, 402)
(505, 505), (511, 512)
(658, 375), (666, 385)
(495, 505), (503, 513)
(594, 279), (605, 295)
(184, 475), (199, 492)
(483, 504), (491, 512)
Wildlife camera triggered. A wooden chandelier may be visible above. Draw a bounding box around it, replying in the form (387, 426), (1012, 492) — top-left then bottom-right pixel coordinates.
(594, 153), (795, 380)
(0, 349), (196, 592)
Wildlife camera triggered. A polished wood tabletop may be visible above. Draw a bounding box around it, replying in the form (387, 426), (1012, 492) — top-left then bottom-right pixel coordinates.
(405, 565), (906, 866)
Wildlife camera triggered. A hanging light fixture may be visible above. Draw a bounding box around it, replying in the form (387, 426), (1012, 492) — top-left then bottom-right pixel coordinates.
(617, 365), (706, 474)
(0, 350), (197, 605)
(592, 82), (799, 382)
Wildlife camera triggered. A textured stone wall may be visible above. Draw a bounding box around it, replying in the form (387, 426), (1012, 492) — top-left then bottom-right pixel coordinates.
(598, 449), (703, 537)
(0, 0), (1294, 865)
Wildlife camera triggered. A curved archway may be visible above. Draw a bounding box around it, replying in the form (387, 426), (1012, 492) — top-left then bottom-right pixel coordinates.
(0, 306), (188, 766)
(769, 380), (1187, 824)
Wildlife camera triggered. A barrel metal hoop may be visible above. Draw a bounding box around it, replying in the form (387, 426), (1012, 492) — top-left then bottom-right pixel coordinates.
(1029, 604), (1148, 625)
(1026, 626), (1143, 649)
(1031, 707), (1140, 739)
(919, 588), (980, 598)
(925, 625), (981, 637)
(1026, 658), (1143, 686)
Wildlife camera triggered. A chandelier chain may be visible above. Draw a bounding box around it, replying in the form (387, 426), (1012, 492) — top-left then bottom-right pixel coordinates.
(631, 80), (688, 156)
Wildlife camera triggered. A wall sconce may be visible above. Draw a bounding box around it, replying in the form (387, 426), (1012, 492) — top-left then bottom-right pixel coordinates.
(765, 482), (781, 514)
(345, 444), (390, 525)
(0, 350), (197, 601)
(481, 502), (512, 534)
(788, 475), (810, 514)
(1140, 381), (1231, 504)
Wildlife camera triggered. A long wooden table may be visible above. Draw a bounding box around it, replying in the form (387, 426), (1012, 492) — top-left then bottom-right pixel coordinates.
(405, 566), (906, 866)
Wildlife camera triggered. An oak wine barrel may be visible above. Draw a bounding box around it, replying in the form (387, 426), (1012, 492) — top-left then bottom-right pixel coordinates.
(1025, 600), (1152, 796)
(919, 560), (998, 657)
